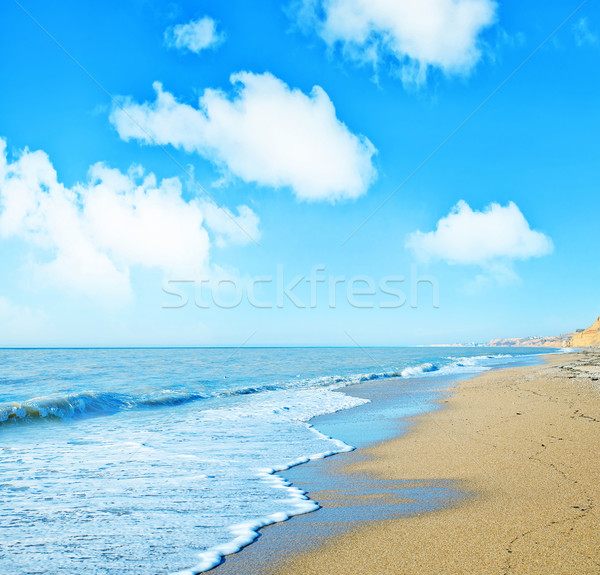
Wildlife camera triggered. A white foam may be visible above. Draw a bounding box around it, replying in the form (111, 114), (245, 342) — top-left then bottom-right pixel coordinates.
(400, 362), (439, 378)
(173, 420), (359, 575)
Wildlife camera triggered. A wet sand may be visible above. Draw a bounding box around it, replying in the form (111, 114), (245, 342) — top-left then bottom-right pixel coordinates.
(269, 350), (600, 575)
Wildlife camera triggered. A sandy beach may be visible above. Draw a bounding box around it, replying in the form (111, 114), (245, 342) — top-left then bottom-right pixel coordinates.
(274, 351), (600, 575)
(261, 350), (600, 575)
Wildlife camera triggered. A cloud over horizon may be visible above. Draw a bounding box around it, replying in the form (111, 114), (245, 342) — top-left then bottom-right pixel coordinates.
(296, 0), (497, 84)
(110, 72), (377, 202)
(0, 138), (259, 303)
(406, 200), (553, 282)
(164, 16), (225, 54)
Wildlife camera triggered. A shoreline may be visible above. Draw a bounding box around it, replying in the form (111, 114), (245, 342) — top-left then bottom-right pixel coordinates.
(212, 350), (599, 574)
(210, 350), (564, 574)
(270, 350), (600, 575)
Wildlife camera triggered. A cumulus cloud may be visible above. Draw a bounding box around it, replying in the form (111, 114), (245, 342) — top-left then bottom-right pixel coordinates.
(0, 138), (259, 302)
(164, 16), (225, 53)
(406, 200), (553, 281)
(110, 72), (377, 202)
(296, 0), (497, 84)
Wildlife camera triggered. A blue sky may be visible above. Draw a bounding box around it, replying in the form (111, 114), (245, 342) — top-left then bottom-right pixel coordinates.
(0, 0), (598, 346)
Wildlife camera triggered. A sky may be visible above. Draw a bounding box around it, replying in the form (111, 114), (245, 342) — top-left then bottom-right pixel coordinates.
(0, 0), (598, 347)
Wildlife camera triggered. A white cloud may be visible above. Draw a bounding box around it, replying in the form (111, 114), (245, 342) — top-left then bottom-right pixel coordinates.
(165, 16), (224, 54)
(0, 138), (259, 303)
(110, 72), (377, 202)
(573, 18), (598, 48)
(406, 200), (553, 281)
(297, 0), (497, 84)
(200, 202), (260, 248)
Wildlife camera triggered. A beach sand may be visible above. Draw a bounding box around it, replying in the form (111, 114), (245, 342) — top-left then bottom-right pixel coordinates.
(263, 351), (600, 575)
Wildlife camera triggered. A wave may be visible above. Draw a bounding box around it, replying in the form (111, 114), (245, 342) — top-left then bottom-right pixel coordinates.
(0, 389), (208, 424)
(0, 351), (538, 426)
(176, 424), (356, 575)
(221, 384), (282, 397)
(400, 362), (440, 378)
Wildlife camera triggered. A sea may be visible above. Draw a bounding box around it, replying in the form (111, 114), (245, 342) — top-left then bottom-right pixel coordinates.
(0, 347), (560, 574)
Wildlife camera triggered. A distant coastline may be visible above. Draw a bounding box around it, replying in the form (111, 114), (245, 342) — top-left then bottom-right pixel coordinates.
(427, 314), (600, 348)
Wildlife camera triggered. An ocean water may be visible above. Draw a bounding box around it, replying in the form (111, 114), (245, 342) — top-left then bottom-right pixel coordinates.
(0, 347), (556, 574)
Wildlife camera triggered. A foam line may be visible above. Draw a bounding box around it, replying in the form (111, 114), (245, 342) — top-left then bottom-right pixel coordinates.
(173, 423), (357, 575)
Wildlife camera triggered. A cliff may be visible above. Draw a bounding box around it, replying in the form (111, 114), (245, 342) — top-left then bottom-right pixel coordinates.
(568, 316), (600, 348)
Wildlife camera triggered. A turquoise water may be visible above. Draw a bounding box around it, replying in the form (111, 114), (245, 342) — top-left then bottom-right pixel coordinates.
(0, 347), (554, 574)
